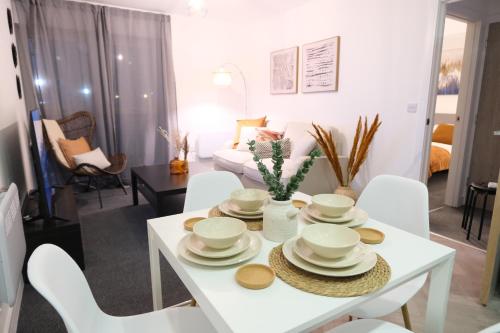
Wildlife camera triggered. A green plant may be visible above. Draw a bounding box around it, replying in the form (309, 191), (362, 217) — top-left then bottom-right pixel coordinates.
(248, 140), (321, 201)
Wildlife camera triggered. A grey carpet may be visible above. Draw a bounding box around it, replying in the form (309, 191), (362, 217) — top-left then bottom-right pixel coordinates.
(17, 201), (191, 332)
(427, 171), (491, 250)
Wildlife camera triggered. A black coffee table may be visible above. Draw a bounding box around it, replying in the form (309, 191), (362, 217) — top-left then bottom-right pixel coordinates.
(131, 164), (202, 216)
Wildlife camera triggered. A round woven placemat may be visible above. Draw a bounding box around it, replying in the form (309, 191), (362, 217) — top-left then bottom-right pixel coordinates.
(269, 245), (391, 297)
(208, 207), (263, 231)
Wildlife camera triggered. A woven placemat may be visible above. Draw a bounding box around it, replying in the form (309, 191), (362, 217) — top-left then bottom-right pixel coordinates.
(269, 245), (391, 297)
(208, 207), (263, 231)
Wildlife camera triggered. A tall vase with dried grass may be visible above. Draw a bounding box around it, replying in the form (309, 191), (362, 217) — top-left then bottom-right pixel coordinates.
(310, 115), (381, 200)
(158, 127), (190, 174)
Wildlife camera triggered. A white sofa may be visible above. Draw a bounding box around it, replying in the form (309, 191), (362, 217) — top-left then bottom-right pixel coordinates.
(213, 122), (348, 195)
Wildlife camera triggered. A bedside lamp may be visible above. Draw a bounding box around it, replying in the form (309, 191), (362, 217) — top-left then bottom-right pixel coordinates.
(213, 63), (247, 117)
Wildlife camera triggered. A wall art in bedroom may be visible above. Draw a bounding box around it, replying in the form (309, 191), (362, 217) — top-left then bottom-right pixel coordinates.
(270, 46), (298, 94)
(302, 36), (340, 93)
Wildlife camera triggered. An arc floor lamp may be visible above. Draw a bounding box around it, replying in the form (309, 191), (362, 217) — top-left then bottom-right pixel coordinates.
(212, 63), (248, 118)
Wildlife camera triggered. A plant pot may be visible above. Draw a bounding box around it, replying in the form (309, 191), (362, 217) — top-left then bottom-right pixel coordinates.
(263, 199), (299, 242)
(334, 185), (358, 201)
(169, 158), (189, 175)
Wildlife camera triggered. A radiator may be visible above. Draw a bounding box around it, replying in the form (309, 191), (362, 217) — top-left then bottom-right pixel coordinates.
(0, 183), (26, 306)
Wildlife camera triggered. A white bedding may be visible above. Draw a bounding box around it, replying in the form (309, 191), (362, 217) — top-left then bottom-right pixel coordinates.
(432, 142), (452, 154)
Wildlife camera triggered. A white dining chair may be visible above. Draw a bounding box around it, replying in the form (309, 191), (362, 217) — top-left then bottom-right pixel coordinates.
(479, 323), (500, 333)
(328, 319), (500, 333)
(183, 170), (244, 212)
(28, 244), (216, 333)
(348, 175), (429, 330)
(327, 319), (411, 332)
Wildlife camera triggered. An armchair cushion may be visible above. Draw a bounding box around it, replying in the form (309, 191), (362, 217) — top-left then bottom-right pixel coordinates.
(73, 148), (111, 170)
(58, 137), (91, 169)
(42, 119), (70, 169)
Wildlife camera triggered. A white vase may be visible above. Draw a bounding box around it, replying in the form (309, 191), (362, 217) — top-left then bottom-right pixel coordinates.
(263, 199), (299, 242)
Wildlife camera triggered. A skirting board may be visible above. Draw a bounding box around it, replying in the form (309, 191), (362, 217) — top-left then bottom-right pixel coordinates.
(0, 280), (23, 333)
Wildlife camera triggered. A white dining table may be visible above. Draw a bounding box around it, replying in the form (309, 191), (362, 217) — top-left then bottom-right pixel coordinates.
(147, 192), (455, 333)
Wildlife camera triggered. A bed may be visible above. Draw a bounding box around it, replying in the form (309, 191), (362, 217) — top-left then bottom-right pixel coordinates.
(428, 124), (454, 177)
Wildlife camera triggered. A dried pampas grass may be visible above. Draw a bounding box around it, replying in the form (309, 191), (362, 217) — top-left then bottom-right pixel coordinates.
(310, 115), (381, 186)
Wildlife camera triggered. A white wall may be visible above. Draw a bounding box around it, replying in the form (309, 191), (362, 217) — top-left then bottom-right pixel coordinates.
(239, 0), (440, 189)
(171, 15), (253, 145)
(0, 0), (32, 197)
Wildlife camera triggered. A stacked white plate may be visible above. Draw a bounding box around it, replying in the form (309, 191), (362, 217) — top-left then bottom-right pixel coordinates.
(178, 232), (262, 267)
(282, 236), (377, 277)
(218, 200), (264, 220)
(300, 204), (368, 228)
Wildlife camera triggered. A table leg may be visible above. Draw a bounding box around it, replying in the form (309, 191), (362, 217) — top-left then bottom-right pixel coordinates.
(132, 171), (138, 206)
(148, 225), (163, 310)
(424, 254), (455, 333)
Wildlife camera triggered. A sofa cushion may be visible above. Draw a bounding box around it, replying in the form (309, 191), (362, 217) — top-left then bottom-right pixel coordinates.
(232, 116), (267, 149)
(243, 156), (308, 185)
(213, 149), (253, 174)
(284, 122), (318, 158)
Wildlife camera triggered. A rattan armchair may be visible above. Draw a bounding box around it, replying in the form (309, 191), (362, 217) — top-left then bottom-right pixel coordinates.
(51, 111), (128, 208)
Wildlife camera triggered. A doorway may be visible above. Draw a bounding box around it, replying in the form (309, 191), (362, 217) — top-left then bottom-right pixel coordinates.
(424, 15), (489, 248)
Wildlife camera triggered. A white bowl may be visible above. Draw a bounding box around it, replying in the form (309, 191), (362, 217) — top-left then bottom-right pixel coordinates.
(301, 224), (360, 259)
(230, 189), (269, 212)
(193, 217), (247, 249)
(312, 194), (354, 217)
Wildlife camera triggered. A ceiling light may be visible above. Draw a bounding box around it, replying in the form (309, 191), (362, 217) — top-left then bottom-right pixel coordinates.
(188, 0), (207, 16)
(82, 87), (91, 95)
(117, 54), (123, 61)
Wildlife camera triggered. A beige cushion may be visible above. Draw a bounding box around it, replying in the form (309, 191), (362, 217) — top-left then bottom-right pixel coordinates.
(42, 119), (69, 169)
(73, 148), (111, 170)
(58, 137), (92, 169)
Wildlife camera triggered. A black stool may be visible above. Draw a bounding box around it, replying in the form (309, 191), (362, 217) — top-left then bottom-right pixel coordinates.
(461, 182), (496, 240)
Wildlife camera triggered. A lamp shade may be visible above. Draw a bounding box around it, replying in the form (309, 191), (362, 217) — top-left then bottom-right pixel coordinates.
(213, 68), (232, 86)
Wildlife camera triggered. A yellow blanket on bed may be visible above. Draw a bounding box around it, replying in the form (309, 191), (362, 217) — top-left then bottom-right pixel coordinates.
(429, 145), (451, 177)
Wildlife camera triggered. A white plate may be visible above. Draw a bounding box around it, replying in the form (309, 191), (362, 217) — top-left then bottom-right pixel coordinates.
(305, 205), (356, 223)
(300, 209), (367, 228)
(178, 232), (262, 267)
(293, 237), (370, 268)
(282, 237), (377, 277)
(227, 201), (265, 216)
(218, 200), (263, 219)
(187, 233), (250, 259)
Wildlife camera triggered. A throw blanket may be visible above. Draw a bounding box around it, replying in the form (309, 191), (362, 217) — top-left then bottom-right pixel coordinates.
(428, 145), (451, 177)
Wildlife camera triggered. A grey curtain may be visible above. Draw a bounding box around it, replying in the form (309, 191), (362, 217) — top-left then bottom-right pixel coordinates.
(14, 0), (178, 180)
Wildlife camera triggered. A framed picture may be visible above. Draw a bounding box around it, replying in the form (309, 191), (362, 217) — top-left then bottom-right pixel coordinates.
(302, 36), (340, 93)
(270, 46), (299, 94)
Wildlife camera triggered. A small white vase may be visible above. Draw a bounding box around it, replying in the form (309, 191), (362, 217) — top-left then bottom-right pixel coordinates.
(263, 199), (299, 242)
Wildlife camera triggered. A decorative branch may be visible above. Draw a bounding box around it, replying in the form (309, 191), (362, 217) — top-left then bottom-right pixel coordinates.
(248, 140), (320, 201)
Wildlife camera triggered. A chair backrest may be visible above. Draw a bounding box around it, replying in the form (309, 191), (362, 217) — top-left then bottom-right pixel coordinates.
(27, 244), (102, 333)
(57, 111), (96, 146)
(356, 175), (429, 238)
(183, 171), (244, 212)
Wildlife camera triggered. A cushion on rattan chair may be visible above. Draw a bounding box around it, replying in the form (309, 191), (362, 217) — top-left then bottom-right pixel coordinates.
(42, 119), (70, 169)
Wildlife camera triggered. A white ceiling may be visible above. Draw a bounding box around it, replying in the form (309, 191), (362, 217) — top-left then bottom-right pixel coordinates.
(84, 0), (313, 20)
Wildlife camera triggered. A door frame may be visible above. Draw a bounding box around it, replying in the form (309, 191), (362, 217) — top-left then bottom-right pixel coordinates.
(420, 0), (486, 208)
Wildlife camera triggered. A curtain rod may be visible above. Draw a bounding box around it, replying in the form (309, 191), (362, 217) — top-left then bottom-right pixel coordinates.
(66, 0), (171, 16)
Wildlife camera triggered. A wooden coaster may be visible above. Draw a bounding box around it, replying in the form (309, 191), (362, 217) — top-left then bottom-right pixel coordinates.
(292, 200), (308, 209)
(355, 228), (385, 244)
(184, 217), (206, 231)
(209, 207), (263, 231)
(236, 264), (275, 290)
